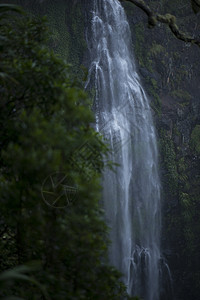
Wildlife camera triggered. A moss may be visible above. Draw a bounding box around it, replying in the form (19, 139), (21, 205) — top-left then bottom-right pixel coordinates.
(191, 125), (200, 154)
(66, 4), (87, 70)
(150, 94), (161, 116)
(14, 0), (87, 74)
(172, 64), (190, 89)
(150, 43), (165, 56)
(146, 57), (153, 72)
(46, 1), (86, 72)
(123, 2), (135, 15)
(134, 22), (145, 67)
(172, 51), (181, 60)
(159, 130), (178, 194)
(178, 157), (189, 185)
(145, 76), (161, 116)
(173, 125), (181, 137)
(171, 89), (192, 101)
(46, 4), (70, 61)
(151, 78), (158, 89)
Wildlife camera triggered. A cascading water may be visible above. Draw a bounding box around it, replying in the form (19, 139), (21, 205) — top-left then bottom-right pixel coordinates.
(86, 0), (162, 299)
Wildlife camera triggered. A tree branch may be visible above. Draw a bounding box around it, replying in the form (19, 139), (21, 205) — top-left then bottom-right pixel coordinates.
(120, 0), (200, 47)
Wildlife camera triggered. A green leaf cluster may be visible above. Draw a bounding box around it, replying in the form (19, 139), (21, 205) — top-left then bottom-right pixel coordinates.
(191, 125), (200, 154)
(0, 6), (130, 300)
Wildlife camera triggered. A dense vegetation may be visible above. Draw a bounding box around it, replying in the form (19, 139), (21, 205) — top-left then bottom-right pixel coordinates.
(0, 5), (137, 299)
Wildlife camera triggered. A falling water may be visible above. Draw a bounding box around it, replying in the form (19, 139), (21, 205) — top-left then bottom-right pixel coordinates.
(86, 0), (162, 299)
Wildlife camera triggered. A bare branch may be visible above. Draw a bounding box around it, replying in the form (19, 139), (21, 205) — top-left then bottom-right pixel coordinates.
(120, 0), (200, 47)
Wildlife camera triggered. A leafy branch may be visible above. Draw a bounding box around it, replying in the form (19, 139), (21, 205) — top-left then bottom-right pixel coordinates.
(120, 0), (200, 47)
(0, 264), (48, 300)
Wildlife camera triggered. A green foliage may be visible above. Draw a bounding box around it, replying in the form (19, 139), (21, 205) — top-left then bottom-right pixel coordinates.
(122, 1), (135, 16)
(134, 23), (145, 67)
(148, 82), (161, 116)
(0, 7), (129, 300)
(11, 0), (86, 74)
(0, 264), (48, 300)
(159, 130), (178, 194)
(178, 157), (188, 184)
(171, 89), (192, 101)
(160, 123), (200, 299)
(0, 3), (23, 15)
(150, 43), (165, 56)
(191, 125), (200, 154)
(46, 0), (86, 72)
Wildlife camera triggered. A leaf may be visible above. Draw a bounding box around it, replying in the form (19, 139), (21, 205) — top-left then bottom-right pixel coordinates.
(0, 72), (19, 84)
(0, 265), (48, 300)
(1, 297), (24, 300)
(0, 4), (24, 15)
(0, 265), (33, 282)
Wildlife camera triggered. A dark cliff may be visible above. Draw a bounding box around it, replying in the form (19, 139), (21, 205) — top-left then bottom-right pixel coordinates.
(123, 1), (200, 299)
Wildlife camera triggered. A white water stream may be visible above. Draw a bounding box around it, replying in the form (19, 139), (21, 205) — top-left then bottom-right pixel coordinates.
(87, 1), (161, 299)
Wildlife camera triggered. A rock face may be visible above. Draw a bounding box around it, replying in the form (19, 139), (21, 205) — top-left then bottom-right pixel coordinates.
(122, 1), (200, 299)
(1, 0), (88, 71)
(6, 0), (200, 299)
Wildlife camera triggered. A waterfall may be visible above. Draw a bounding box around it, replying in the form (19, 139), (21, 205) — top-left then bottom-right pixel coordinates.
(86, 0), (161, 299)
